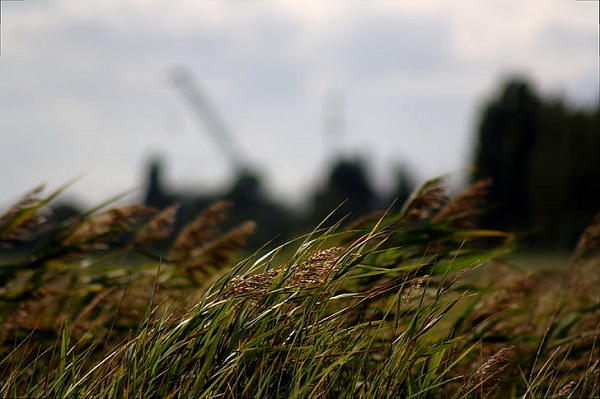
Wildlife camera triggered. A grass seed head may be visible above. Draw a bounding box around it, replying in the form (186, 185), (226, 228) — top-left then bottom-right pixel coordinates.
(0, 185), (45, 217)
(62, 205), (154, 249)
(0, 184), (50, 243)
(169, 201), (232, 262)
(288, 246), (344, 289)
(134, 203), (180, 249)
(346, 211), (385, 231)
(225, 268), (280, 297)
(572, 211), (600, 262)
(555, 380), (577, 398)
(186, 220), (256, 273)
(224, 246), (343, 297)
(432, 178), (491, 228)
(403, 178), (449, 222)
(472, 346), (515, 394)
(402, 275), (430, 301)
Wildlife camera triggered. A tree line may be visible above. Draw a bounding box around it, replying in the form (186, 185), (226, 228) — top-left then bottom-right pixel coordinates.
(23, 76), (600, 252)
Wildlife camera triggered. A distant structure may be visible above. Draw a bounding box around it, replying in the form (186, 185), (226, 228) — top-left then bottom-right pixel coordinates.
(140, 69), (297, 246)
(141, 155), (296, 247)
(168, 67), (272, 214)
(141, 70), (418, 246)
(308, 157), (378, 226)
(304, 88), (415, 226)
(144, 156), (173, 209)
(170, 67), (252, 178)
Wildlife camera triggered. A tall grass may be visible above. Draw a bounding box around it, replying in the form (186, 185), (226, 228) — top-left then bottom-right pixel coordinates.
(0, 178), (598, 398)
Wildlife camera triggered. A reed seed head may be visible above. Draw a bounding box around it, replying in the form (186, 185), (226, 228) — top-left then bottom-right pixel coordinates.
(472, 346), (514, 394)
(346, 211), (385, 231)
(169, 201), (232, 263)
(224, 246), (344, 297)
(134, 203), (180, 249)
(288, 246), (344, 289)
(572, 211), (600, 261)
(432, 178), (492, 228)
(402, 178), (448, 222)
(0, 184), (51, 242)
(62, 205), (154, 249)
(186, 221), (256, 272)
(555, 380), (577, 398)
(225, 268), (280, 297)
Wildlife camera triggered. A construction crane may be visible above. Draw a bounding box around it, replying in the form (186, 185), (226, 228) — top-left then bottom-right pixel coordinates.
(170, 67), (250, 176)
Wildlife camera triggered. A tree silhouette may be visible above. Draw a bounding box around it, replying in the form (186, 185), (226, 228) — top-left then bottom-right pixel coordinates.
(473, 79), (539, 232)
(472, 77), (600, 248)
(309, 157), (377, 225)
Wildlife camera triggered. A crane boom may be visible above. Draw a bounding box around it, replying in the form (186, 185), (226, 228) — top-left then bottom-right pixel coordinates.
(170, 67), (248, 174)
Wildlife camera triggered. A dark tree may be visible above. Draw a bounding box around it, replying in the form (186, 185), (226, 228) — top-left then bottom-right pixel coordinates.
(473, 78), (540, 232)
(472, 77), (600, 248)
(309, 157), (377, 226)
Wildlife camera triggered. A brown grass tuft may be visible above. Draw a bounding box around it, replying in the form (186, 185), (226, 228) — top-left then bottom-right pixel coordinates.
(572, 211), (600, 262)
(402, 178), (448, 222)
(225, 268), (280, 297)
(185, 221), (256, 274)
(471, 346), (515, 395)
(169, 201), (232, 263)
(346, 211), (385, 231)
(0, 184), (51, 243)
(432, 178), (492, 228)
(133, 204), (180, 249)
(555, 380), (577, 398)
(465, 267), (563, 337)
(288, 246), (344, 289)
(62, 205), (154, 250)
(225, 246), (344, 297)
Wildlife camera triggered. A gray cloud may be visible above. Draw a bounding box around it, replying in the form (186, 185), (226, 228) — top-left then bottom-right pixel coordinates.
(337, 14), (450, 78)
(0, 1), (596, 208)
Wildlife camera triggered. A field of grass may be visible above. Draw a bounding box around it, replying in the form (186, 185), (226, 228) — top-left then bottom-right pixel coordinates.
(0, 178), (598, 398)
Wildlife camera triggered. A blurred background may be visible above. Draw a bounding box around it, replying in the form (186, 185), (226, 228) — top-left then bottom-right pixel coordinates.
(0, 0), (598, 251)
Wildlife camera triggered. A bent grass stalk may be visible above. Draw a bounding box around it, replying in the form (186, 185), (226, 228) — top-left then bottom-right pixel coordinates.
(0, 178), (597, 398)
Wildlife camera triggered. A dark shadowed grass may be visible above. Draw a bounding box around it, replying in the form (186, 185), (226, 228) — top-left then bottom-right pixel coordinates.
(0, 178), (598, 398)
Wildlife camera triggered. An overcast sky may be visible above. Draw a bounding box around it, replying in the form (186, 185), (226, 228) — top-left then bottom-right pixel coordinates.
(0, 0), (598, 209)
